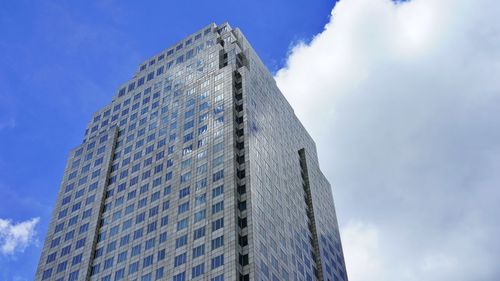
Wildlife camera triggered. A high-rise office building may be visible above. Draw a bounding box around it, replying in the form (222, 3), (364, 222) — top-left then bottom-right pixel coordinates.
(36, 23), (347, 281)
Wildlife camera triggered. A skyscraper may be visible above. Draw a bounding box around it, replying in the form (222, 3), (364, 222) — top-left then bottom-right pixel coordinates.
(36, 23), (347, 281)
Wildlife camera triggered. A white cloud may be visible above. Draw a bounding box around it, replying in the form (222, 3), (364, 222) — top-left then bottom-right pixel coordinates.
(341, 221), (384, 281)
(0, 217), (40, 255)
(275, 0), (500, 280)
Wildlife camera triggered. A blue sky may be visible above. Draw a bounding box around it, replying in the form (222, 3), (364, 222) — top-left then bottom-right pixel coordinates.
(0, 1), (333, 279)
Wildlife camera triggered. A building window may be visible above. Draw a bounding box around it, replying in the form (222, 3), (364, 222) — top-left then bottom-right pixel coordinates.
(56, 261), (67, 273)
(41, 269), (52, 280)
(155, 267), (164, 279)
(145, 238), (156, 250)
(194, 210), (206, 223)
(195, 194), (206, 206)
(72, 254), (84, 266)
(212, 170), (224, 182)
(211, 236), (224, 250)
(159, 232), (168, 243)
(173, 272), (186, 281)
(212, 185), (224, 197)
(117, 251), (127, 263)
(128, 261), (139, 274)
(131, 245), (141, 256)
(212, 218), (224, 231)
(68, 270), (79, 281)
(193, 226), (206, 240)
(179, 187), (190, 198)
(46, 252), (56, 263)
(114, 268), (125, 280)
(174, 253), (187, 267)
(103, 257), (114, 269)
(192, 244), (205, 259)
(212, 201), (224, 214)
(147, 72), (154, 81)
(143, 254), (153, 267)
(90, 264), (100, 276)
(157, 249), (166, 261)
(61, 245), (71, 256)
(176, 235), (188, 248)
(177, 218), (188, 231)
(211, 254), (224, 269)
(192, 263), (205, 278)
(141, 273), (152, 281)
(211, 274), (224, 281)
(178, 202), (189, 214)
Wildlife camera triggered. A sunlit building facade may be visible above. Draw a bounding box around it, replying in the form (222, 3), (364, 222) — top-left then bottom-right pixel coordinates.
(36, 23), (347, 281)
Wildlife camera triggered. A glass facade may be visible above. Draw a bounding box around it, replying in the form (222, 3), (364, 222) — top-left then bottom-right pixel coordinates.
(35, 23), (347, 281)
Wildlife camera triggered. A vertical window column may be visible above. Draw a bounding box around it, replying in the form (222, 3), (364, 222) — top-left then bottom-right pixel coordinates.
(233, 69), (250, 281)
(298, 148), (324, 281)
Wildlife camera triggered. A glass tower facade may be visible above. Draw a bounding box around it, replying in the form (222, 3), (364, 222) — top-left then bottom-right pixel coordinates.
(35, 23), (348, 281)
